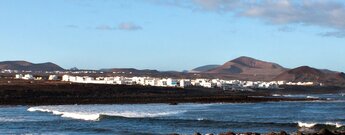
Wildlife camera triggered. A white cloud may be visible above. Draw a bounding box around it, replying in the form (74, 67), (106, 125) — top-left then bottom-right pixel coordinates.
(152, 0), (345, 37)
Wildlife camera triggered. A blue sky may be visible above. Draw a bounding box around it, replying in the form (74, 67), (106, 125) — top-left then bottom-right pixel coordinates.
(0, 0), (344, 71)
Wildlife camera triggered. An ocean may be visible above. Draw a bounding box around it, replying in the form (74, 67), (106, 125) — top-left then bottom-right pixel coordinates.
(0, 93), (344, 135)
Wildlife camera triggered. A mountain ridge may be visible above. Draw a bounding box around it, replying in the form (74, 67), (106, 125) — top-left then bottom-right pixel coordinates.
(274, 66), (345, 85)
(0, 61), (65, 71)
(204, 56), (287, 76)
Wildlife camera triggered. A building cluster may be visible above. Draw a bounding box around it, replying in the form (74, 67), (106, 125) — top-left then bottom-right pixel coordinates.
(14, 74), (59, 81)
(11, 73), (318, 90)
(61, 75), (316, 90)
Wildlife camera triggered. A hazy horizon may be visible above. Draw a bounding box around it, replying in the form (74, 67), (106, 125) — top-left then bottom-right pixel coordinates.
(1, 0), (345, 72)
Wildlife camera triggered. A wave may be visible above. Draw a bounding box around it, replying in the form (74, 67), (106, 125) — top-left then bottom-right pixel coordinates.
(272, 94), (282, 97)
(28, 107), (100, 121)
(306, 96), (319, 99)
(297, 121), (343, 128)
(27, 107), (185, 121)
(298, 122), (317, 128)
(0, 117), (31, 122)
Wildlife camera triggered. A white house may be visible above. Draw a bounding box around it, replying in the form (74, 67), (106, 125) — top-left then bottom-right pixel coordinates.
(22, 74), (34, 80)
(15, 74), (23, 79)
(144, 78), (157, 86)
(62, 75), (71, 81)
(48, 75), (58, 80)
(179, 79), (192, 88)
(167, 78), (178, 87)
(75, 76), (84, 82)
(157, 78), (168, 87)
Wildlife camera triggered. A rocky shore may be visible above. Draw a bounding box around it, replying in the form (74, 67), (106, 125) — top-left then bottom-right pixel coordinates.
(170, 129), (345, 135)
(0, 79), (324, 105)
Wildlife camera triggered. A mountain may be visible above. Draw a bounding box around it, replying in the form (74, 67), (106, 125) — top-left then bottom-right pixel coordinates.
(274, 66), (345, 85)
(101, 68), (160, 74)
(0, 61), (64, 71)
(206, 56), (287, 76)
(274, 66), (324, 82)
(190, 65), (220, 73)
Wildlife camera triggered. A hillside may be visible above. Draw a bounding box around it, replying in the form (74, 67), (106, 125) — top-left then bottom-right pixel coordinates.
(206, 56), (287, 76)
(101, 68), (160, 74)
(0, 61), (64, 71)
(274, 66), (345, 86)
(190, 65), (220, 73)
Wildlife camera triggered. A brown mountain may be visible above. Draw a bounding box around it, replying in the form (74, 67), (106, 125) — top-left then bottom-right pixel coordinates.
(274, 66), (324, 82)
(0, 61), (64, 71)
(274, 66), (345, 85)
(206, 56), (287, 75)
(101, 68), (160, 74)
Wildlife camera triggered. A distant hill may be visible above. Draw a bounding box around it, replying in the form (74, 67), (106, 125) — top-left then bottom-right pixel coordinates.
(101, 68), (160, 74)
(190, 65), (220, 73)
(0, 61), (64, 71)
(274, 66), (345, 85)
(206, 56), (287, 76)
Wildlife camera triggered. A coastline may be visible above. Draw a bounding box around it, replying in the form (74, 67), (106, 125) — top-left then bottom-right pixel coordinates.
(0, 80), (339, 105)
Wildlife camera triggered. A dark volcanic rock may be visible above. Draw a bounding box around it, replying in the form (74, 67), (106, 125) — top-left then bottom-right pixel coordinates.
(219, 131), (236, 135)
(297, 131), (304, 135)
(279, 131), (288, 135)
(318, 128), (335, 135)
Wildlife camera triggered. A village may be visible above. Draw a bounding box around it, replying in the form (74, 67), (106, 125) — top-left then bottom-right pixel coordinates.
(12, 73), (318, 91)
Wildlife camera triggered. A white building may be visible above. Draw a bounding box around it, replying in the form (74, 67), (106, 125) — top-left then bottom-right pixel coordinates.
(167, 78), (178, 87)
(22, 74), (34, 80)
(48, 75), (58, 80)
(179, 79), (192, 88)
(15, 74), (23, 79)
(157, 78), (168, 87)
(144, 78), (157, 86)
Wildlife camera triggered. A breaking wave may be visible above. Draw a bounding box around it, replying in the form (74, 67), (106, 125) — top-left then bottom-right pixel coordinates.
(306, 96), (319, 99)
(28, 107), (185, 121)
(297, 121), (343, 128)
(27, 104), (201, 121)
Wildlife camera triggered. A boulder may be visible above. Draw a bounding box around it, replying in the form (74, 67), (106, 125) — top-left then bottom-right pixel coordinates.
(219, 131), (236, 135)
(297, 131), (304, 135)
(279, 131), (288, 135)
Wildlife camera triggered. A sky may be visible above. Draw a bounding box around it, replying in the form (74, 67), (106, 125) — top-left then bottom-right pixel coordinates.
(0, 0), (344, 72)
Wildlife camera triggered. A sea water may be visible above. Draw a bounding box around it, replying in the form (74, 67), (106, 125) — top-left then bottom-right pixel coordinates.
(0, 93), (344, 135)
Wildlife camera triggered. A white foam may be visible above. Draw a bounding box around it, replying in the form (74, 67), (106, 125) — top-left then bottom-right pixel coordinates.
(298, 121), (343, 128)
(197, 118), (205, 121)
(60, 112), (100, 121)
(306, 96), (319, 99)
(298, 121), (317, 128)
(27, 104), (193, 121)
(325, 122), (343, 128)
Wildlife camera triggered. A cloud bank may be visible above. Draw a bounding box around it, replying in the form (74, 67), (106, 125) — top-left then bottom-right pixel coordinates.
(153, 0), (345, 38)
